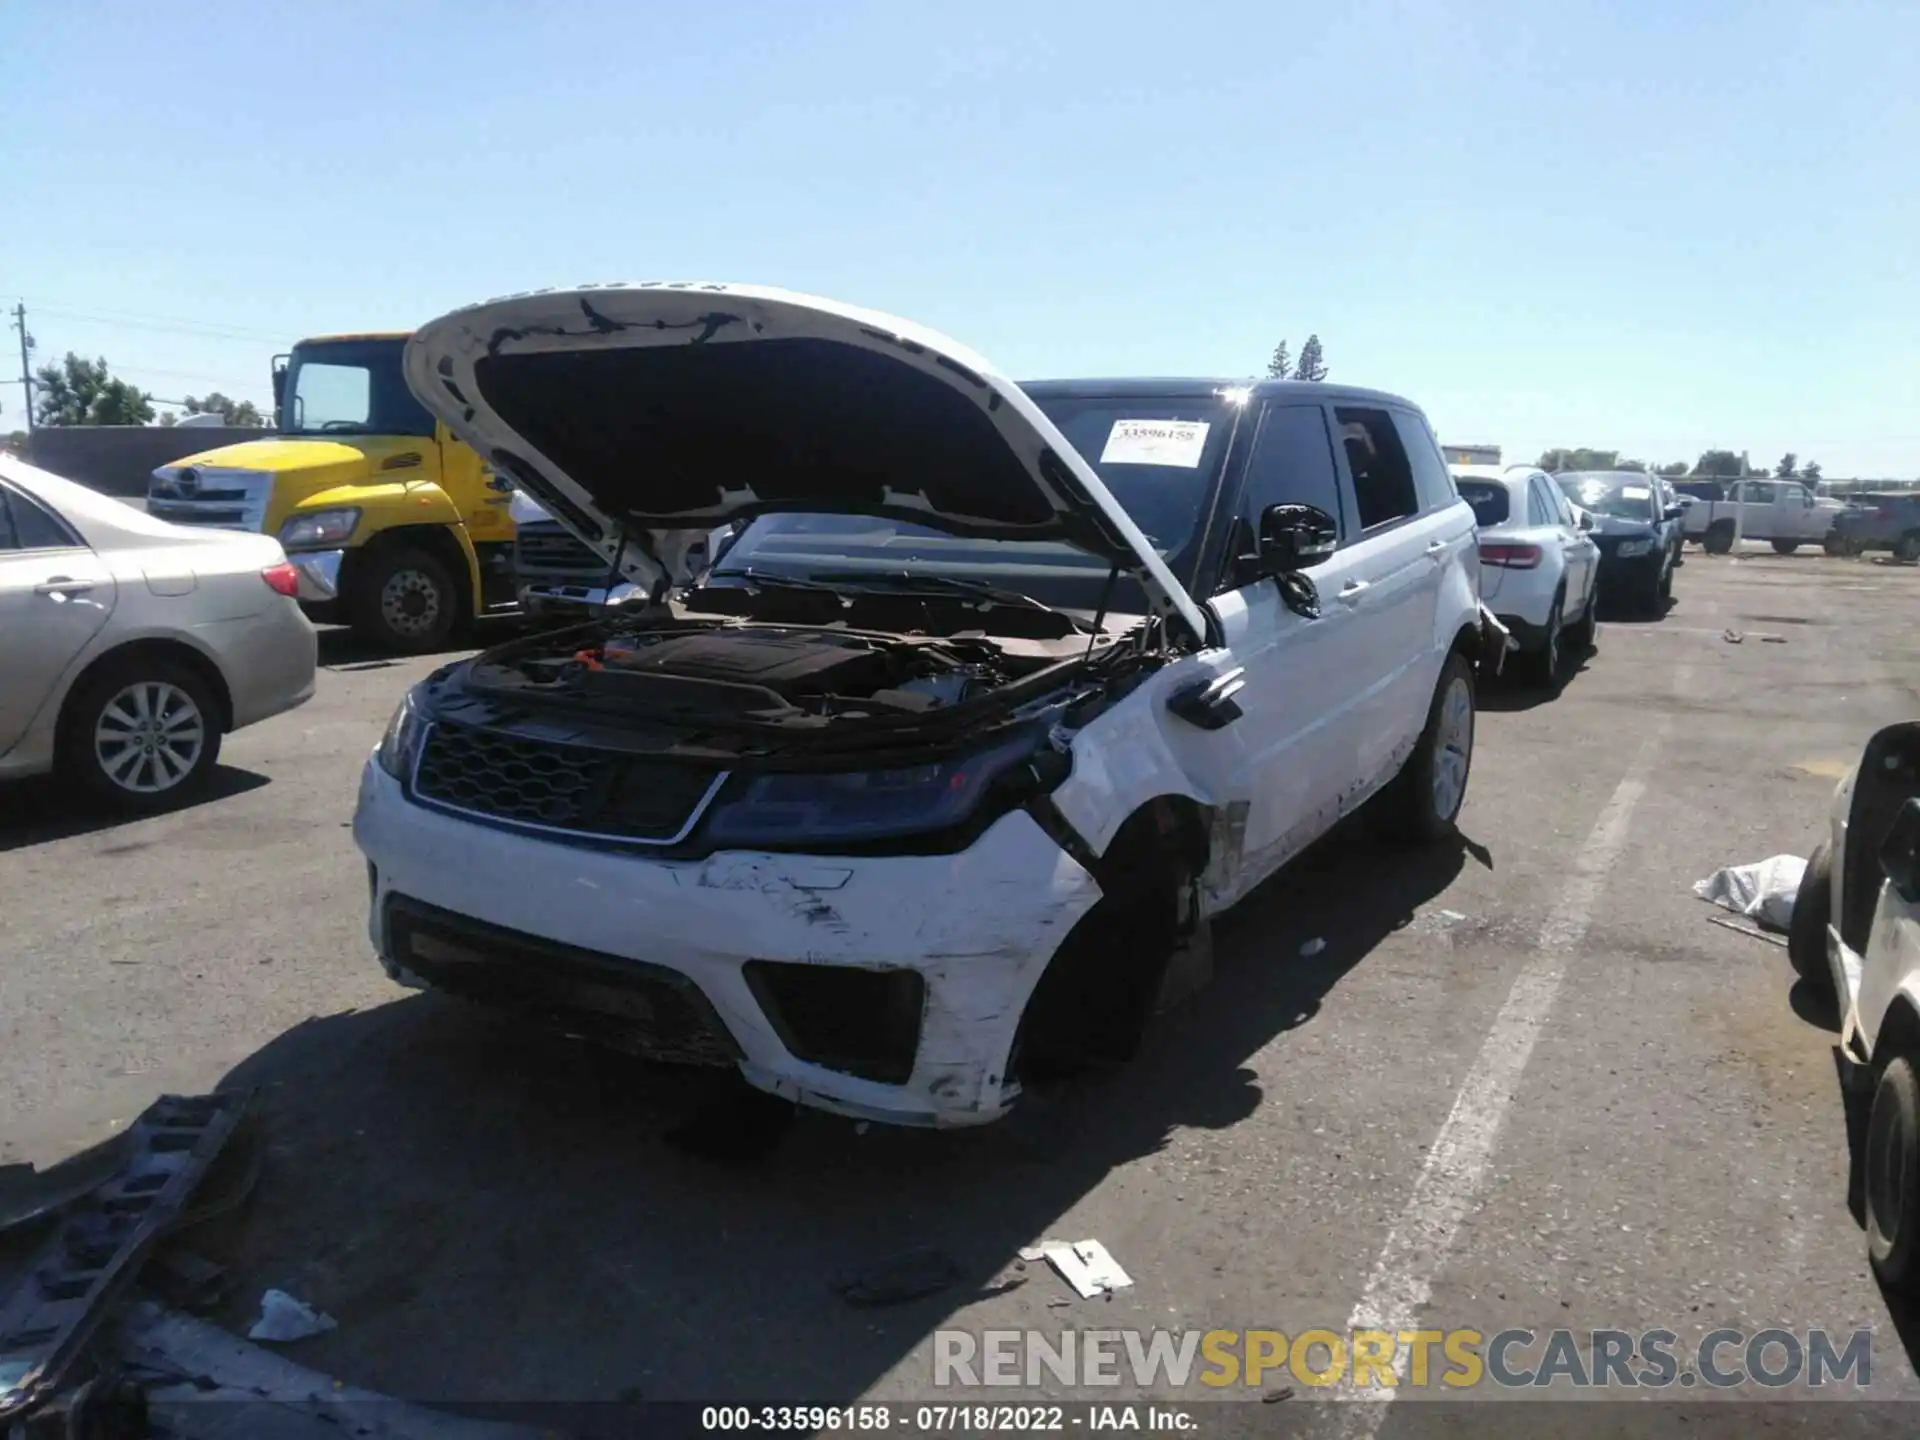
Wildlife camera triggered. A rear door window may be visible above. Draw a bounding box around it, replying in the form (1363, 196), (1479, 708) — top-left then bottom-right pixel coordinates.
(1334, 407), (1420, 531)
(1527, 478), (1560, 527)
(1455, 481), (1508, 527)
(0, 484), (81, 550)
(1390, 410), (1457, 514)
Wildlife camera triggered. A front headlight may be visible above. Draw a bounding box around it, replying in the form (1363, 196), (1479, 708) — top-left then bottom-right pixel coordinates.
(376, 692), (427, 780)
(280, 507), (361, 548)
(1615, 537), (1654, 557)
(702, 732), (1048, 847)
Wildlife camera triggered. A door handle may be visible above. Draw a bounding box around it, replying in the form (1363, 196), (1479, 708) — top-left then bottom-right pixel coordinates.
(1337, 579), (1372, 604)
(34, 577), (94, 596)
(1426, 539), (1448, 554)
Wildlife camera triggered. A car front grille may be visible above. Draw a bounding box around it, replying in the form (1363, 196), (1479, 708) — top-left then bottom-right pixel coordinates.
(515, 523), (603, 573)
(384, 895), (740, 1066)
(410, 721), (726, 845)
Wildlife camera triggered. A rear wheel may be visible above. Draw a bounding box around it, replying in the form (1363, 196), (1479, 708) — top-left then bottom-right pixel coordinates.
(1867, 1055), (1920, 1293)
(1772, 539), (1801, 555)
(1703, 522), (1735, 555)
(1521, 597), (1563, 689)
(1377, 652), (1475, 843)
(352, 546), (460, 653)
(1895, 532), (1920, 564)
(1787, 841), (1833, 997)
(60, 656), (223, 812)
(1565, 585), (1597, 652)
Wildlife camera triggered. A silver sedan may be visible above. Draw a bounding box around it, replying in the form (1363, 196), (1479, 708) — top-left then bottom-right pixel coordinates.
(0, 453), (317, 810)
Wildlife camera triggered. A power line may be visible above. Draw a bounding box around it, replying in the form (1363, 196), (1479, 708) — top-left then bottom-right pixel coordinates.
(26, 302), (285, 345)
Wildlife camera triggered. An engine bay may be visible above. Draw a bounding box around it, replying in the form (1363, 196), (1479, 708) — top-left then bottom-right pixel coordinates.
(466, 614), (1095, 729)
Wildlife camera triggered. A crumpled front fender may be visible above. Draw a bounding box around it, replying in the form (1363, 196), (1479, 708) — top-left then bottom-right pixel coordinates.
(1476, 601), (1513, 678)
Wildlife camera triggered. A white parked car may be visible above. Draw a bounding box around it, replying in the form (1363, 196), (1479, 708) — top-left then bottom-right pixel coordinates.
(352, 284), (1501, 1128)
(1447, 464), (1599, 686)
(0, 454), (317, 810)
(1789, 721), (1920, 1288)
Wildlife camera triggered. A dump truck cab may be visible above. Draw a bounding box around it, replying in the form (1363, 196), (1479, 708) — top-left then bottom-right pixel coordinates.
(147, 332), (517, 652)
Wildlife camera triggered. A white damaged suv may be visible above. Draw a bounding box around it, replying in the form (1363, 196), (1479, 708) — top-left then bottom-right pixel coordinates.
(352, 284), (1500, 1127)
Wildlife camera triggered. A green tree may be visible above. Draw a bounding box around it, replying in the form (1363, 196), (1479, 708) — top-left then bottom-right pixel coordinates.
(1802, 460), (1823, 483)
(183, 392), (265, 426)
(1266, 340), (1292, 380)
(32, 353), (154, 426)
(1539, 447), (1622, 472)
(1691, 450), (1744, 477)
(1617, 459), (1648, 472)
(1293, 334), (1327, 381)
(1655, 462), (1689, 476)
(1775, 452), (1798, 479)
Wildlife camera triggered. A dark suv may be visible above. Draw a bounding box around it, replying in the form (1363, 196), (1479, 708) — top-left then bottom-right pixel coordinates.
(1830, 493), (1920, 561)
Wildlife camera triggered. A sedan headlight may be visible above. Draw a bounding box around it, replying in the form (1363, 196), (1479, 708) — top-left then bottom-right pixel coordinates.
(376, 692), (427, 780)
(702, 732), (1046, 847)
(1615, 537), (1654, 557)
(279, 507), (361, 548)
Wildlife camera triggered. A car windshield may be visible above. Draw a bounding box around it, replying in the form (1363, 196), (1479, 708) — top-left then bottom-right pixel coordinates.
(1557, 473), (1656, 522)
(1454, 480), (1510, 527)
(279, 338), (436, 439)
(707, 393), (1238, 617)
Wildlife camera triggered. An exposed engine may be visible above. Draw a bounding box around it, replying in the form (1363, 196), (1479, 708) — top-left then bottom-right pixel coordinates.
(467, 618), (1078, 727)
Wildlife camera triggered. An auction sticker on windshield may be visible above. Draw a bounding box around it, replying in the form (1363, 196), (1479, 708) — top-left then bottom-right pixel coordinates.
(1100, 419), (1210, 469)
(1622, 486), (1651, 499)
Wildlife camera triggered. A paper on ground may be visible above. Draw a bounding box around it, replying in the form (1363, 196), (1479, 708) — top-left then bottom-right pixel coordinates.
(1693, 855), (1806, 932)
(1034, 1239), (1133, 1298)
(247, 1289), (337, 1342)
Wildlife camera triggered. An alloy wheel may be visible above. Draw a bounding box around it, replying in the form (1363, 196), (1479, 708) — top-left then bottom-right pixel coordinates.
(93, 681), (206, 795)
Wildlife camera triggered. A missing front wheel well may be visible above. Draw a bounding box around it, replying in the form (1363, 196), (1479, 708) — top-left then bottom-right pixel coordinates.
(1012, 797), (1210, 1083)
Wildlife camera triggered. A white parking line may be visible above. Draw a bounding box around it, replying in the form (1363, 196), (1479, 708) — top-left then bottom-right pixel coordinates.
(1337, 722), (1670, 1427)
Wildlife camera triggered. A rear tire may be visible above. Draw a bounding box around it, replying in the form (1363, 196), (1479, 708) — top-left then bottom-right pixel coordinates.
(1895, 532), (1920, 564)
(1521, 598), (1563, 690)
(1787, 841), (1834, 997)
(1704, 522), (1735, 555)
(1565, 588), (1597, 652)
(59, 656), (224, 813)
(352, 546), (460, 653)
(1772, 539), (1801, 555)
(1867, 1055), (1920, 1294)
(1376, 652), (1475, 844)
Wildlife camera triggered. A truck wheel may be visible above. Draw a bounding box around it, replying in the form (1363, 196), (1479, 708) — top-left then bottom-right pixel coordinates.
(1772, 539), (1801, 555)
(1787, 841), (1833, 996)
(60, 656), (224, 813)
(1867, 1055), (1920, 1294)
(1896, 532), (1920, 564)
(353, 547), (459, 653)
(1703, 522), (1735, 555)
(1377, 652), (1474, 844)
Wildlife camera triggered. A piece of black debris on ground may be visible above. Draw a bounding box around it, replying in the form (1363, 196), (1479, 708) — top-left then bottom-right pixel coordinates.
(831, 1247), (963, 1308)
(663, 1081), (797, 1166)
(1264, 1386), (1294, 1403)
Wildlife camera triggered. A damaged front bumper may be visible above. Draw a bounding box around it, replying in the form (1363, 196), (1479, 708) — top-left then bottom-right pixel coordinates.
(352, 759), (1104, 1127)
(1476, 602), (1514, 678)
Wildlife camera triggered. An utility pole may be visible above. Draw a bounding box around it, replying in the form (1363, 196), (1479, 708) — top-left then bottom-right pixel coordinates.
(11, 303), (33, 434)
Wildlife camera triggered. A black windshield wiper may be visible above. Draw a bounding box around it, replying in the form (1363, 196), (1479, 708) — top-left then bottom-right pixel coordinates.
(802, 570), (1096, 632)
(705, 568), (850, 595)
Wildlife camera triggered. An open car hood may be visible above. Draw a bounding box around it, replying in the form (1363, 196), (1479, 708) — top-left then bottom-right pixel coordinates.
(404, 284), (1208, 641)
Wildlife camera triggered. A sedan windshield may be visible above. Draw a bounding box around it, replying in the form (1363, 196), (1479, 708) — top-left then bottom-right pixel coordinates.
(1557, 473), (1657, 522)
(709, 393), (1238, 617)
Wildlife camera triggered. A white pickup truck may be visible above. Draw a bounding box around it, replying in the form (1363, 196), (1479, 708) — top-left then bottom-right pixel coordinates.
(1676, 478), (1848, 554)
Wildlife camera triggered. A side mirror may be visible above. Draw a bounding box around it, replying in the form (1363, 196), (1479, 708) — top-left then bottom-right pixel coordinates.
(1882, 797), (1920, 905)
(1664, 504), (1685, 521)
(1255, 503), (1339, 577)
(1578, 510), (1595, 532)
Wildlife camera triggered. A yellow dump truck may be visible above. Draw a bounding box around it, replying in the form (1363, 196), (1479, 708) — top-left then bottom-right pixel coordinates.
(147, 332), (517, 651)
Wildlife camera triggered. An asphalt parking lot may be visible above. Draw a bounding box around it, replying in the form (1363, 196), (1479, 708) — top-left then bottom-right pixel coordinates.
(7, 547), (1920, 1428)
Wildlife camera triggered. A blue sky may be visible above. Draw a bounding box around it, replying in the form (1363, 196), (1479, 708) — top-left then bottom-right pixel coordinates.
(3, 0), (1915, 475)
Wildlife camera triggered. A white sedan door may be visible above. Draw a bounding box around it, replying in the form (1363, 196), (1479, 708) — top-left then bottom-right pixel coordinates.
(0, 480), (118, 755)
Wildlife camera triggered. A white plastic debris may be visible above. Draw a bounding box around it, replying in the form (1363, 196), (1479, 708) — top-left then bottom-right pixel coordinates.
(1693, 855), (1806, 932)
(1037, 1239), (1133, 1299)
(1299, 937), (1327, 957)
(247, 1288), (337, 1342)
